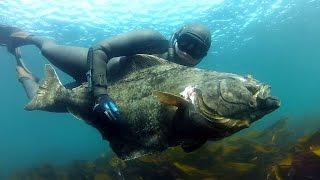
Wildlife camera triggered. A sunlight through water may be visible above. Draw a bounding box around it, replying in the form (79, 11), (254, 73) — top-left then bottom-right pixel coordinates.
(0, 0), (298, 52)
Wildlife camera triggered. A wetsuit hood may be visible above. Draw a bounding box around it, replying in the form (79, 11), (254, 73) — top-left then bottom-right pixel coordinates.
(175, 23), (211, 60)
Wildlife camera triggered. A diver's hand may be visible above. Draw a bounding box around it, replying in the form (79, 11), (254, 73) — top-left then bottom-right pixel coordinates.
(93, 94), (121, 122)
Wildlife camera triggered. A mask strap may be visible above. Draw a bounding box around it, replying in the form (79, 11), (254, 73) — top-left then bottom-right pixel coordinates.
(168, 26), (185, 60)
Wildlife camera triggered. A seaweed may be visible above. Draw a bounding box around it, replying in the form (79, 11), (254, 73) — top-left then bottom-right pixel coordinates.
(9, 116), (320, 180)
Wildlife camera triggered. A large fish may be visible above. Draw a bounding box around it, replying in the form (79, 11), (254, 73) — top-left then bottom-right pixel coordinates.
(25, 55), (280, 159)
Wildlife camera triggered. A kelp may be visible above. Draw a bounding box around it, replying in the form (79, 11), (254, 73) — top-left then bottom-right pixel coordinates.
(9, 116), (320, 180)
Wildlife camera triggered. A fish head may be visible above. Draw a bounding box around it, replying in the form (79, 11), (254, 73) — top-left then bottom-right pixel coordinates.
(215, 75), (280, 121)
(182, 75), (280, 137)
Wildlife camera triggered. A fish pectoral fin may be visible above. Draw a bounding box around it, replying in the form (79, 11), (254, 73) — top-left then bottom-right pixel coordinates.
(181, 138), (207, 153)
(153, 91), (188, 107)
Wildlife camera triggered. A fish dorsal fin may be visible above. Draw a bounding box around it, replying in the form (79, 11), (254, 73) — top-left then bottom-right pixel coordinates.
(130, 54), (170, 70)
(153, 91), (189, 107)
(108, 54), (174, 83)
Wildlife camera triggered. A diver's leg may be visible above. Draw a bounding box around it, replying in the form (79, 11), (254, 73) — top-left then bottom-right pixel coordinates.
(14, 48), (68, 112)
(14, 48), (40, 99)
(35, 39), (89, 82)
(0, 25), (89, 82)
(17, 68), (39, 100)
(33, 28), (168, 89)
(19, 35), (88, 82)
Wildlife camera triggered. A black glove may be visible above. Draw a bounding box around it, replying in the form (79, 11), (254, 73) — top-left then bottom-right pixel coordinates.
(93, 94), (121, 122)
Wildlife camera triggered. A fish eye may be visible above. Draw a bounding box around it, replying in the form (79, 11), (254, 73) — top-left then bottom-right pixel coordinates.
(249, 98), (257, 108)
(245, 83), (260, 95)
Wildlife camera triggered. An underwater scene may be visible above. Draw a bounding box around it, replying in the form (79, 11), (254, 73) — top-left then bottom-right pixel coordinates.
(0, 0), (319, 179)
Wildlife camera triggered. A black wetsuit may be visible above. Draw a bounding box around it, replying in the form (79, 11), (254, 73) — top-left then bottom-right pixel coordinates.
(29, 30), (166, 79)
(17, 29), (201, 106)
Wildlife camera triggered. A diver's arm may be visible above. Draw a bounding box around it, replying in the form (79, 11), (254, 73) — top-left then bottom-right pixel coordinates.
(90, 29), (169, 97)
(88, 29), (168, 122)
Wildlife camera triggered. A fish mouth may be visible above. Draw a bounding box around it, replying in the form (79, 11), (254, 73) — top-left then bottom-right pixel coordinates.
(256, 95), (281, 113)
(217, 79), (281, 113)
(252, 85), (281, 112)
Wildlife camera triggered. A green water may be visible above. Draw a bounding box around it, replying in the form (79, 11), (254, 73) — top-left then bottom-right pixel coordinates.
(0, 0), (319, 177)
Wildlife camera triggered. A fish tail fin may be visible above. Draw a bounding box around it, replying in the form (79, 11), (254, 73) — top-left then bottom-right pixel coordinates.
(25, 64), (67, 111)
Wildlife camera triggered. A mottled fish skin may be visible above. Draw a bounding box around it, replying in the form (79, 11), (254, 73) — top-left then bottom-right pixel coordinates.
(25, 55), (280, 159)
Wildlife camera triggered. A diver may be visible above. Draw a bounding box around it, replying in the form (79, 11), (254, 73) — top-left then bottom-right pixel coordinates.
(0, 23), (211, 129)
